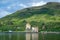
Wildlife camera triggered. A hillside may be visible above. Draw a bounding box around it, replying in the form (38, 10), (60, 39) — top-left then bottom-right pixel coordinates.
(0, 2), (60, 32)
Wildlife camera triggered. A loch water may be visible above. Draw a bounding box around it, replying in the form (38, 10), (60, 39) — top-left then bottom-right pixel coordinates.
(0, 32), (60, 40)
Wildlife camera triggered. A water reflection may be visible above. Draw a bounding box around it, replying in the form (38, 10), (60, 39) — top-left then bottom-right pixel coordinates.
(32, 33), (38, 40)
(0, 32), (60, 40)
(26, 33), (31, 40)
(9, 33), (11, 40)
(26, 32), (38, 40)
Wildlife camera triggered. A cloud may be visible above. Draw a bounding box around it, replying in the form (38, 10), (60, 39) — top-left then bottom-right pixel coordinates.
(19, 3), (28, 8)
(7, 3), (28, 10)
(18, 1), (47, 8)
(0, 0), (60, 18)
(6, 3), (21, 12)
(0, 10), (11, 18)
(7, 4), (17, 9)
(31, 1), (47, 6)
(0, 0), (47, 18)
(44, 0), (60, 2)
(1, 0), (47, 11)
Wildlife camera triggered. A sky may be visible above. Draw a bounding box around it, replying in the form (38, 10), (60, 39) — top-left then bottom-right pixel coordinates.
(0, 0), (60, 18)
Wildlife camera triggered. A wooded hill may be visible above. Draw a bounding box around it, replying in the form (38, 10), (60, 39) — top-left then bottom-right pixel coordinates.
(0, 2), (60, 32)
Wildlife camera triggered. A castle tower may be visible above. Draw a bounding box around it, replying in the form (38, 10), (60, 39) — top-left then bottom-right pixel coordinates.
(26, 23), (31, 31)
(32, 27), (38, 32)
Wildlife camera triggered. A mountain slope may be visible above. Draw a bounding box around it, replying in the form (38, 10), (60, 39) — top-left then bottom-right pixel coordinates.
(0, 2), (60, 31)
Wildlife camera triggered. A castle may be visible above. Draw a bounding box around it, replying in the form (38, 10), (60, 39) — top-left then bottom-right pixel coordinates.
(26, 23), (38, 32)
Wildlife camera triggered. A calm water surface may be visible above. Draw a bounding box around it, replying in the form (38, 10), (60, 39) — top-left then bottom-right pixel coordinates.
(0, 32), (60, 40)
